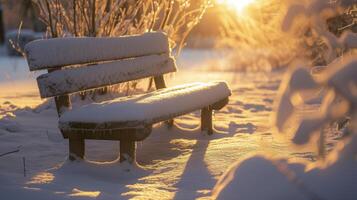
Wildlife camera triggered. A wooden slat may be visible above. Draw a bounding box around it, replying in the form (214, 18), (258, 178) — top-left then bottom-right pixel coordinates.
(25, 32), (170, 71)
(61, 126), (152, 141)
(37, 54), (177, 98)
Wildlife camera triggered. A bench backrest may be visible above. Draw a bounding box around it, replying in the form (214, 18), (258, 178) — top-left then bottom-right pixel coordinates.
(25, 32), (176, 99)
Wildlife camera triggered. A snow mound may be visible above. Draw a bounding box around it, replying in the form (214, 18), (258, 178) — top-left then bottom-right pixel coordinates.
(212, 135), (357, 200)
(0, 117), (22, 133)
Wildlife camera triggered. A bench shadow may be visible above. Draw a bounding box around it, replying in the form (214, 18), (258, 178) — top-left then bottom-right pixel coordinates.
(135, 121), (235, 199)
(172, 138), (216, 200)
(25, 119), (236, 199)
(136, 120), (235, 165)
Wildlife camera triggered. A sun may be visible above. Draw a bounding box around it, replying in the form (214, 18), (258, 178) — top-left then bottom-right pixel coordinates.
(217, 0), (255, 12)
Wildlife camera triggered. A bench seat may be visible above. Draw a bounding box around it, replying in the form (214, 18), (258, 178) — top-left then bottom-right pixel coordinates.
(59, 82), (231, 133)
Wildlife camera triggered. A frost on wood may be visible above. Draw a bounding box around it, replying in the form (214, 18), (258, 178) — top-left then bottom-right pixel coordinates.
(25, 32), (170, 71)
(37, 54), (176, 98)
(59, 82), (231, 129)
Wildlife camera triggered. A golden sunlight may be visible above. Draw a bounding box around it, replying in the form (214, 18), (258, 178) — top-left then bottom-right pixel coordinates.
(27, 172), (55, 184)
(69, 188), (101, 198)
(217, 0), (255, 12)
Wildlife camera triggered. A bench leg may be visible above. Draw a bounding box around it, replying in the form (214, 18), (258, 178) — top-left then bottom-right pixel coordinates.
(68, 137), (85, 161)
(201, 106), (213, 135)
(120, 139), (136, 164)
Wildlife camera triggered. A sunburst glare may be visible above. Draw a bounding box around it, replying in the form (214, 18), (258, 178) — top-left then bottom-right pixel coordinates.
(217, 0), (255, 12)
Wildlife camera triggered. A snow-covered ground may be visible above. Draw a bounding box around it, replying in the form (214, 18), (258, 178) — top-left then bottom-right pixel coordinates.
(0, 49), (340, 199)
(0, 47), (44, 107)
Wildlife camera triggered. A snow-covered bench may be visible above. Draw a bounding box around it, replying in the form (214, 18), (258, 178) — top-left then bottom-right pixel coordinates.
(24, 32), (231, 163)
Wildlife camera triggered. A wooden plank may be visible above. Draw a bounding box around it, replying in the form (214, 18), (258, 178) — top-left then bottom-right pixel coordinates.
(61, 126), (152, 141)
(25, 32), (170, 71)
(37, 55), (177, 98)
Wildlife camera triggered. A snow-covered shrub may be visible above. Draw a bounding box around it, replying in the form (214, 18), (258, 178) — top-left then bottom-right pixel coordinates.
(212, 51), (357, 200)
(275, 54), (356, 148)
(277, 0), (357, 153)
(31, 0), (210, 96)
(33, 0), (210, 56)
(212, 1), (356, 199)
(217, 0), (298, 71)
(212, 46), (357, 200)
(218, 0), (356, 71)
(282, 0), (357, 65)
(6, 29), (35, 56)
(5, 29), (44, 56)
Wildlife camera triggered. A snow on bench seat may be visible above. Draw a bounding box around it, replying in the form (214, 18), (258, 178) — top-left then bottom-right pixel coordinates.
(59, 82), (231, 130)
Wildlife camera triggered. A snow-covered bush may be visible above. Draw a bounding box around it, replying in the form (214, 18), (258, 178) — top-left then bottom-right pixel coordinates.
(212, 1), (357, 199)
(276, 0), (356, 153)
(217, 0), (297, 71)
(275, 54), (356, 144)
(33, 0), (210, 55)
(218, 0), (356, 71)
(212, 52), (357, 200)
(282, 0), (357, 65)
(6, 29), (36, 56)
(31, 0), (210, 95)
(5, 28), (45, 57)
